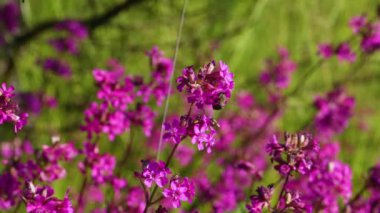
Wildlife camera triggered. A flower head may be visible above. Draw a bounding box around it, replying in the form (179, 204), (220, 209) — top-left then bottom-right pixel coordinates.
(162, 177), (195, 208)
(22, 182), (73, 213)
(314, 89), (355, 138)
(41, 58), (72, 78)
(177, 60), (234, 110)
(260, 47), (297, 89)
(350, 15), (367, 33)
(318, 43), (356, 63)
(246, 185), (274, 213)
(0, 83), (28, 132)
(135, 160), (171, 188)
(267, 132), (319, 175)
(0, 2), (20, 33)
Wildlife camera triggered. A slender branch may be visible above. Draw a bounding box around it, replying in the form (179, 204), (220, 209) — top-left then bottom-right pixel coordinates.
(75, 174), (88, 212)
(344, 182), (369, 211)
(275, 173), (290, 209)
(12, 202), (21, 213)
(116, 127), (135, 175)
(287, 59), (323, 97)
(151, 196), (164, 205)
(8, 0), (145, 49)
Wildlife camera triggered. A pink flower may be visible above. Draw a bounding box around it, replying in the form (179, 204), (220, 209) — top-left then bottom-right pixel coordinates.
(162, 177), (195, 208)
(349, 15), (367, 33)
(136, 160), (171, 188)
(177, 60), (234, 110)
(318, 43), (334, 58)
(0, 83), (28, 132)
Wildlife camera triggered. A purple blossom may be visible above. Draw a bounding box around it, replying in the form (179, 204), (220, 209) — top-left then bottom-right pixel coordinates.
(259, 47), (297, 89)
(212, 164), (261, 212)
(1, 139), (33, 162)
(175, 145), (195, 166)
(41, 58), (72, 78)
(12, 160), (41, 181)
(246, 185), (273, 213)
(93, 69), (135, 109)
(22, 182), (73, 213)
(337, 43), (356, 62)
(81, 102), (130, 141)
(314, 89), (355, 138)
(49, 37), (80, 54)
(266, 133), (319, 175)
(188, 115), (218, 153)
(79, 142), (117, 185)
(236, 91), (255, 109)
(147, 46), (173, 82)
(285, 142), (352, 212)
(55, 20), (88, 39)
(360, 22), (380, 53)
(38, 141), (78, 182)
(40, 163), (66, 182)
(191, 126), (216, 153)
(42, 142), (78, 163)
(91, 154), (116, 184)
(18, 92), (43, 114)
(277, 191), (312, 213)
(307, 160), (352, 209)
(318, 43), (334, 58)
(350, 15), (367, 33)
(0, 172), (20, 210)
(0, 83), (28, 132)
(177, 60), (234, 110)
(163, 118), (187, 144)
(162, 177), (195, 208)
(0, 1), (20, 33)
(318, 43), (356, 63)
(135, 160), (171, 188)
(135, 47), (174, 106)
(126, 187), (146, 212)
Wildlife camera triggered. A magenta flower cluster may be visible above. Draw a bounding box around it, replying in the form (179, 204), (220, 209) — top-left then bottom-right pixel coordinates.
(135, 160), (195, 208)
(162, 60), (234, 155)
(177, 60), (234, 110)
(0, 1), (20, 45)
(260, 47), (297, 89)
(3, 5), (380, 212)
(22, 182), (73, 213)
(318, 43), (356, 63)
(267, 133), (319, 175)
(82, 47), (173, 141)
(314, 89), (355, 138)
(349, 15), (380, 53)
(39, 20), (88, 78)
(0, 136), (78, 211)
(0, 83), (28, 132)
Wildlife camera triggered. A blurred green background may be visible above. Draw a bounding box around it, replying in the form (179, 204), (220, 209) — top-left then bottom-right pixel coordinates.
(2, 0), (380, 211)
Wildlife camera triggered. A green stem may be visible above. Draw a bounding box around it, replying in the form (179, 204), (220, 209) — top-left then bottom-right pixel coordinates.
(275, 174), (290, 210)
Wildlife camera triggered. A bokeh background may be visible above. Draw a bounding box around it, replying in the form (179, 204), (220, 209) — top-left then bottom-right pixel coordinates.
(1, 0), (380, 211)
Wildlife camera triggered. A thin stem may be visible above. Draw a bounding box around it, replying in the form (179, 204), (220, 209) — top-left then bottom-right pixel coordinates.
(143, 142), (181, 213)
(139, 179), (149, 202)
(116, 127), (135, 176)
(165, 142), (180, 167)
(75, 174), (88, 212)
(333, 53), (368, 89)
(345, 182), (368, 210)
(151, 196), (164, 205)
(275, 174), (290, 209)
(156, 0), (188, 161)
(12, 202), (21, 213)
(287, 59), (323, 97)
